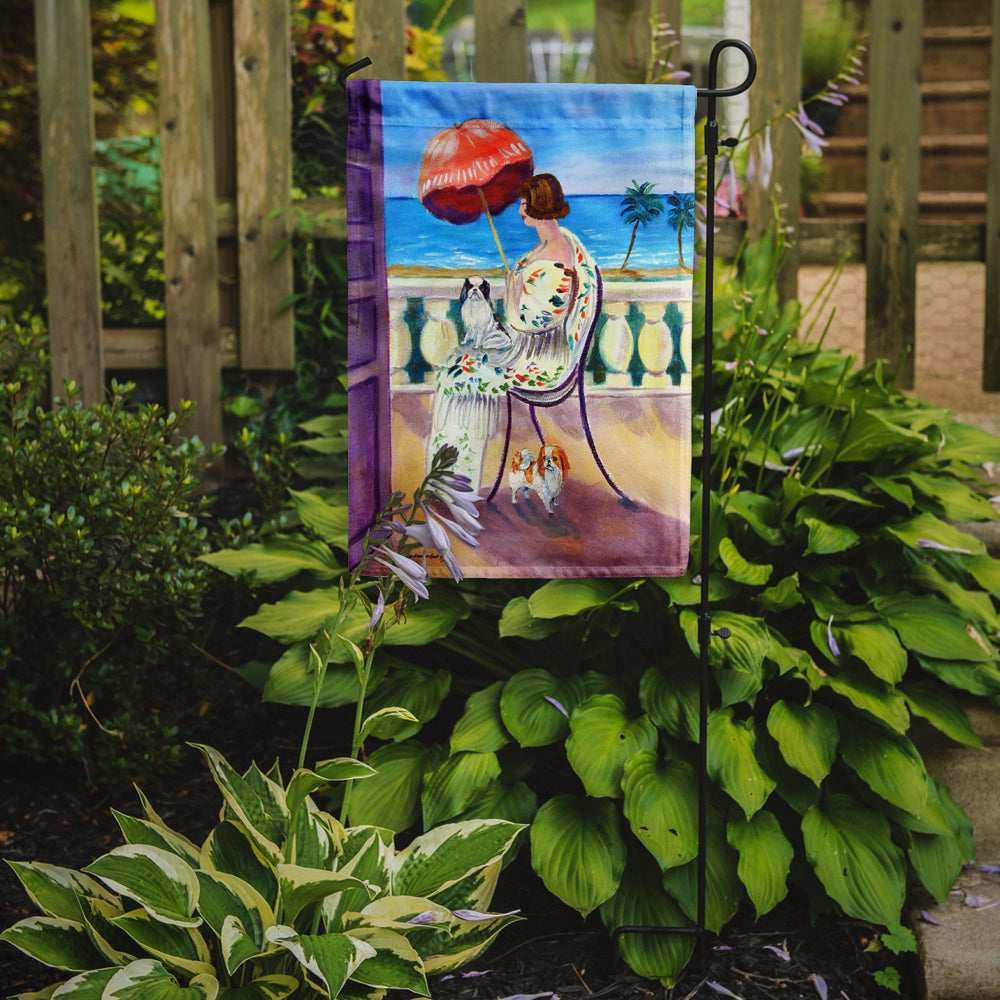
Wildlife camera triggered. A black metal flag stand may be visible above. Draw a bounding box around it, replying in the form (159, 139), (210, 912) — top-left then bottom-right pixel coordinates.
(340, 37), (758, 974)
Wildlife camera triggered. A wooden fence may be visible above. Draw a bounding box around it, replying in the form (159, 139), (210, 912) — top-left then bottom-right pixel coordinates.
(33, 0), (1000, 445)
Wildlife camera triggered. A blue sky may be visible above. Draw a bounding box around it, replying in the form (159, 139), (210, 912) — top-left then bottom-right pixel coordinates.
(378, 81), (697, 199)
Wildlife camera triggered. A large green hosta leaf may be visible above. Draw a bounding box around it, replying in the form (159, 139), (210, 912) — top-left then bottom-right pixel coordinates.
(838, 718), (929, 817)
(200, 535), (341, 584)
(707, 708), (775, 818)
(450, 681), (511, 754)
(900, 680), (982, 748)
(765, 700), (838, 786)
(806, 660), (909, 732)
(639, 664), (699, 742)
(718, 536), (773, 585)
(499, 670), (585, 747)
(832, 621), (907, 684)
(362, 667), (451, 741)
(530, 795), (626, 917)
(660, 810), (741, 934)
(916, 654), (1000, 697)
(527, 579), (618, 618)
(347, 741), (442, 832)
(600, 853), (694, 987)
(874, 594), (996, 662)
(566, 695), (658, 798)
(680, 610), (771, 706)
(727, 810), (793, 917)
(886, 512), (985, 557)
(802, 793), (906, 926)
(497, 596), (564, 639)
(421, 751), (502, 828)
(621, 752), (699, 871)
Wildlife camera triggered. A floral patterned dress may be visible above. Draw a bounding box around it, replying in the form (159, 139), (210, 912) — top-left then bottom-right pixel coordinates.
(427, 227), (599, 488)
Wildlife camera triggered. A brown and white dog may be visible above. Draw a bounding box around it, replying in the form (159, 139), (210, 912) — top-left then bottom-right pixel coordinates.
(509, 444), (570, 515)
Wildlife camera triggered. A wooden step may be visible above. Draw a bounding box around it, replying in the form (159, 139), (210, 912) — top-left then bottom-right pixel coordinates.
(821, 134), (989, 193)
(922, 25), (993, 83)
(830, 80), (991, 138)
(921, 0), (992, 28)
(813, 190), (987, 222)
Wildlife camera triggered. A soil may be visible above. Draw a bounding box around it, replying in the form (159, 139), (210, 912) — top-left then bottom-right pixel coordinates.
(0, 738), (914, 1000)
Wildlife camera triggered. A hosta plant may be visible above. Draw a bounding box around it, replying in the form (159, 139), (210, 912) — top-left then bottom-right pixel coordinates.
(338, 232), (1000, 984)
(1, 743), (523, 999)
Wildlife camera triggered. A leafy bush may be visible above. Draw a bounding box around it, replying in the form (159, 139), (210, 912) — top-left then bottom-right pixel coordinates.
(211, 232), (1000, 985)
(1, 743), (524, 998)
(0, 317), (220, 783)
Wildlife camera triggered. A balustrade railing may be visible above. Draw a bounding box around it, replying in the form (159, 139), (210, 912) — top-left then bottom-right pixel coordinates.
(386, 275), (693, 391)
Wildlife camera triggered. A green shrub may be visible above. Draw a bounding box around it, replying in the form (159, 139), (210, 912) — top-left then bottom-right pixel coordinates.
(0, 317), (220, 783)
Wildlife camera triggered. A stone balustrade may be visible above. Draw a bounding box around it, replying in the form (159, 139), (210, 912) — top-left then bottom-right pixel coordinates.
(387, 274), (693, 391)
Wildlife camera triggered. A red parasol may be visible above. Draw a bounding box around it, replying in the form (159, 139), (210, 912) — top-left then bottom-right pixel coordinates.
(418, 118), (534, 275)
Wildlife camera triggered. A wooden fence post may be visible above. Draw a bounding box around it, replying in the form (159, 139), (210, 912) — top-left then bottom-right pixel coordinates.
(157, 0), (223, 445)
(474, 0), (527, 83)
(983, 0), (1000, 391)
(864, 0), (923, 389)
(233, 0), (294, 370)
(593, 0), (653, 84)
(354, 0), (407, 80)
(34, 0), (104, 405)
(746, 0), (801, 305)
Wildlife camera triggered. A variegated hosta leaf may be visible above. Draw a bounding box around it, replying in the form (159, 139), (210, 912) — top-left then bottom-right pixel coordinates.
(110, 908), (214, 978)
(420, 906), (523, 975)
(0, 916), (107, 971)
(344, 926), (429, 995)
(285, 760), (375, 824)
(347, 741), (443, 833)
(191, 745), (288, 863)
(661, 810), (742, 934)
(83, 846), (200, 928)
(621, 751), (699, 871)
(214, 975), (300, 1000)
(838, 718), (929, 817)
(529, 795), (626, 917)
(599, 853), (694, 987)
(323, 829), (393, 931)
(102, 958), (218, 999)
(45, 966), (117, 997)
(421, 751), (502, 829)
(265, 925), (376, 998)
(200, 822), (278, 910)
(450, 682), (511, 754)
(112, 811), (202, 868)
(288, 801), (344, 870)
(422, 859), (501, 916)
(565, 695), (658, 799)
(276, 864), (376, 925)
(765, 700), (838, 786)
(77, 894), (136, 966)
(499, 670), (585, 747)
(727, 810), (793, 918)
(4, 861), (118, 922)
(802, 793), (906, 926)
(707, 707), (776, 819)
(391, 820), (524, 901)
(195, 871), (274, 973)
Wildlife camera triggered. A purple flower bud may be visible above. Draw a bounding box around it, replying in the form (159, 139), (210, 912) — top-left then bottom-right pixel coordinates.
(827, 616), (841, 658)
(367, 591), (385, 631)
(407, 911), (438, 925)
(812, 974), (828, 1000)
(544, 695), (569, 718)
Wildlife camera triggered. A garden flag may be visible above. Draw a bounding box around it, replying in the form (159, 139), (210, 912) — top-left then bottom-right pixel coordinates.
(347, 81), (696, 578)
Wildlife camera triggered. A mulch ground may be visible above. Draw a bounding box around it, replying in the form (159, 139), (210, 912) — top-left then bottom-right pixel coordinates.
(0, 740), (913, 1000)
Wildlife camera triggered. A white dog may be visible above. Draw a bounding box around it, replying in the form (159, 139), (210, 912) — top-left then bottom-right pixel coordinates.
(509, 444), (571, 515)
(459, 275), (509, 353)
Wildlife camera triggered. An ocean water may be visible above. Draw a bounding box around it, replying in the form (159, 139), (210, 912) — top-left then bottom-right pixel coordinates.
(385, 194), (694, 272)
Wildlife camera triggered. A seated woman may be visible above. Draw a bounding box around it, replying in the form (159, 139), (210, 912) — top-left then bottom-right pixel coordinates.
(426, 173), (599, 490)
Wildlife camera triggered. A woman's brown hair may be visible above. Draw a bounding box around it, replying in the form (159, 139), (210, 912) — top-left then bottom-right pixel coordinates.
(517, 173), (570, 220)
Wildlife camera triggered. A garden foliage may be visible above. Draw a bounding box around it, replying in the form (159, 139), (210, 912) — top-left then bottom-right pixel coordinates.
(0, 317), (219, 782)
(202, 232), (1000, 985)
(1, 744), (524, 999)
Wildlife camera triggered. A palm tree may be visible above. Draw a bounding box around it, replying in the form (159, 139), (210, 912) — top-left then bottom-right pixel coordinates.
(665, 191), (695, 271)
(619, 180), (664, 269)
